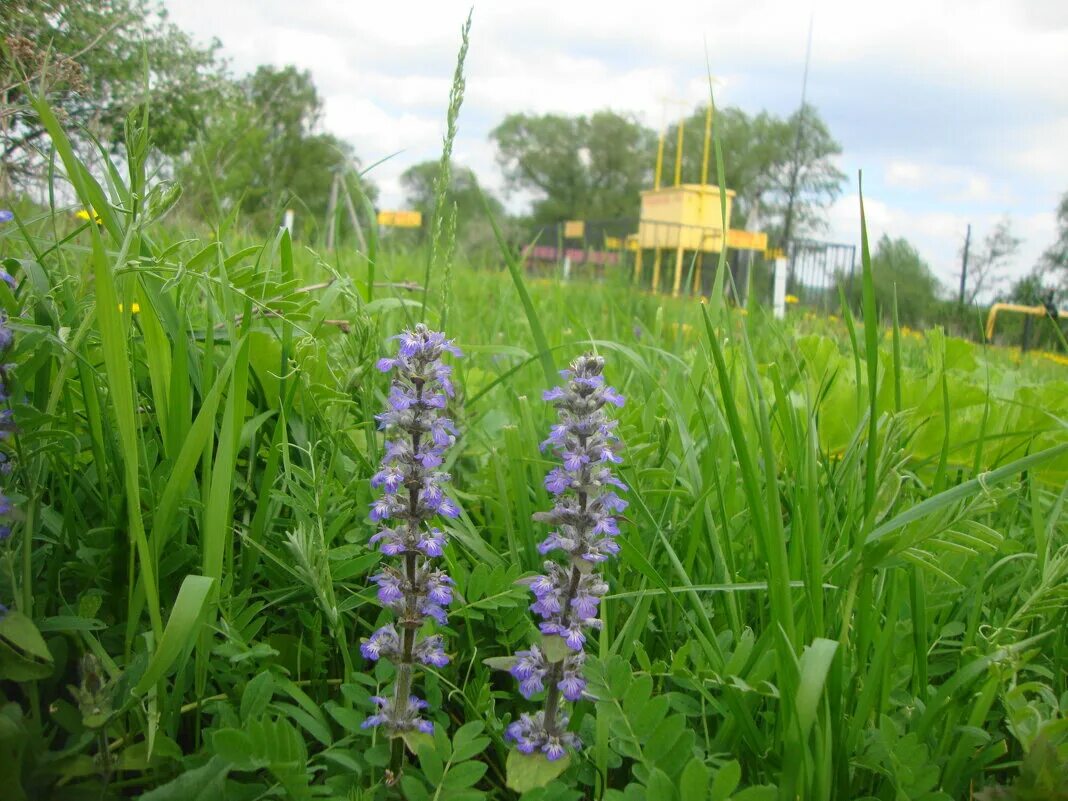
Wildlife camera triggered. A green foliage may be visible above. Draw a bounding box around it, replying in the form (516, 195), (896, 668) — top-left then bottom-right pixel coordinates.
(843, 234), (943, 326)
(491, 110), (658, 222)
(662, 103), (846, 240)
(178, 65), (376, 237)
(1037, 191), (1068, 290)
(1, 0), (225, 187)
(401, 160), (505, 252)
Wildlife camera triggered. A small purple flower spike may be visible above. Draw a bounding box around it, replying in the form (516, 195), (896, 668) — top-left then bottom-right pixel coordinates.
(359, 324), (460, 748)
(508, 354), (625, 761)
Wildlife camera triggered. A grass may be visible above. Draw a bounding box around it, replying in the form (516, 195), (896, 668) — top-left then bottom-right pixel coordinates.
(0, 95), (1066, 801)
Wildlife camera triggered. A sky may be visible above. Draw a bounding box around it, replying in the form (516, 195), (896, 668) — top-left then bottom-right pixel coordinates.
(164, 0), (1068, 292)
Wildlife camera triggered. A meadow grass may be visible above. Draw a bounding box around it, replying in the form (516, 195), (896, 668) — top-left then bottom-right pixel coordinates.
(0, 94), (1065, 801)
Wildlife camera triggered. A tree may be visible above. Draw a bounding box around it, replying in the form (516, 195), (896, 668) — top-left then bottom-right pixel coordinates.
(865, 235), (943, 326)
(774, 104), (847, 247)
(652, 103), (845, 241)
(400, 159), (505, 252)
(662, 106), (787, 225)
(964, 218), (1021, 305)
(1, 0), (225, 190)
(401, 160), (503, 228)
(179, 65), (374, 236)
(490, 111), (657, 223)
(1037, 191), (1068, 291)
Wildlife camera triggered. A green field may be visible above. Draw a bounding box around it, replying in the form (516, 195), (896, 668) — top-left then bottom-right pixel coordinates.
(0, 97), (1067, 801)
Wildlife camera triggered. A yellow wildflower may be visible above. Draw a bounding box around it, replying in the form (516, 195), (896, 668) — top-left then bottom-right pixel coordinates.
(75, 208), (103, 225)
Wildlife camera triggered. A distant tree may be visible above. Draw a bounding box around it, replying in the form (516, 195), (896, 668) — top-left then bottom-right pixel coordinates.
(490, 110), (657, 223)
(401, 159), (506, 252)
(1037, 191), (1068, 291)
(965, 218), (1021, 305)
(858, 235), (943, 325)
(401, 160), (503, 229)
(774, 104), (847, 248)
(1, 0), (225, 190)
(657, 103), (845, 243)
(179, 65), (374, 236)
(662, 106), (784, 224)
(1007, 270), (1046, 305)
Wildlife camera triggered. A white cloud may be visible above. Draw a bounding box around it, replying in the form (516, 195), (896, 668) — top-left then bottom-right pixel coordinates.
(884, 161), (998, 204)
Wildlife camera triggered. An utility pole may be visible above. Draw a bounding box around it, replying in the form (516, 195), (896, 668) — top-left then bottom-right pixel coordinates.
(957, 223), (971, 307)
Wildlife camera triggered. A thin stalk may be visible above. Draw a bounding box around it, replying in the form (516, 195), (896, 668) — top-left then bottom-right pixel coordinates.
(390, 387), (424, 779)
(542, 563), (582, 734)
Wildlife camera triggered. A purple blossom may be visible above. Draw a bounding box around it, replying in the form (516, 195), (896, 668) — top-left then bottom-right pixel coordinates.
(414, 634), (450, 667)
(510, 646), (549, 698)
(544, 467), (571, 495)
(371, 571), (404, 604)
(417, 528), (446, 557)
(505, 710), (582, 761)
(362, 325), (460, 742)
(362, 695), (434, 734)
(507, 354), (625, 762)
(360, 625), (400, 661)
(558, 653), (587, 701)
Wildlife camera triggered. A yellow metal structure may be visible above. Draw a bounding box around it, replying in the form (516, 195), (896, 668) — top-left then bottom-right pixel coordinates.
(700, 105), (712, 186)
(638, 184), (735, 251)
(985, 302), (1067, 341)
(622, 97), (772, 297)
(654, 127), (666, 190)
(377, 210), (422, 228)
(564, 220), (585, 238)
(673, 110), (685, 186)
(727, 229), (768, 251)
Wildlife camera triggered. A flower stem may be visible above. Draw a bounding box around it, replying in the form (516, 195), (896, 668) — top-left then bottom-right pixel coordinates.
(542, 563), (581, 735)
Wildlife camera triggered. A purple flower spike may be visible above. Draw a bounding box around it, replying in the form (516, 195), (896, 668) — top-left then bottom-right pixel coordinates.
(508, 354), (625, 762)
(361, 325), (460, 745)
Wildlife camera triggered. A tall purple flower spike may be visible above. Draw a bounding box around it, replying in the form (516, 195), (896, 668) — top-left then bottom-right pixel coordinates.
(505, 354), (626, 762)
(360, 325), (461, 743)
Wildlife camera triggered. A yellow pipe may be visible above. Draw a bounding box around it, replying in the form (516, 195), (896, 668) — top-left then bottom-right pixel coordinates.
(985, 302), (1068, 341)
(700, 104), (713, 186)
(634, 247), (643, 284)
(672, 243), (684, 296)
(673, 110), (685, 187)
(693, 251), (703, 295)
(652, 249), (662, 292)
(654, 127), (665, 191)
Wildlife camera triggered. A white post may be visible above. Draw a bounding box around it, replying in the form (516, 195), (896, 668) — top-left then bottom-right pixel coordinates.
(283, 209), (295, 234)
(773, 256), (787, 319)
(563, 254), (572, 281)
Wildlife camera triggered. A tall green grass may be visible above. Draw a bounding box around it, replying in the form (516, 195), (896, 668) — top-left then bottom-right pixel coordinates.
(0, 81), (1066, 801)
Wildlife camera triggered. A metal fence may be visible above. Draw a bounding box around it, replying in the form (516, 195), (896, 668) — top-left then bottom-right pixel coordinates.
(521, 219), (858, 313)
(785, 238), (857, 312)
